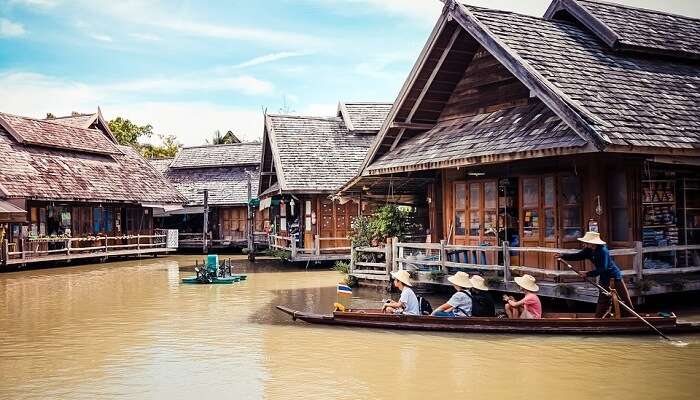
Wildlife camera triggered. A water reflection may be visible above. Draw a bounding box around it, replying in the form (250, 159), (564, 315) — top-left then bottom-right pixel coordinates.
(0, 255), (698, 400)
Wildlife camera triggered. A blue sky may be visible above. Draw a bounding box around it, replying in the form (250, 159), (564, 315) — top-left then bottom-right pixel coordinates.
(0, 0), (697, 146)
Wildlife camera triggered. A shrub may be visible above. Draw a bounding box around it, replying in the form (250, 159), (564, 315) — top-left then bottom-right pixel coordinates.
(333, 261), (350, 275)
(429, 270), (445, 282)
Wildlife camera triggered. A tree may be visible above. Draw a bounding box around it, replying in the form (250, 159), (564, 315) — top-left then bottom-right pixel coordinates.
(108, 117), (154, 146)
(107, 117), (181, 158)
(141, 134), (182, 158)
(206, 130), (241, 145)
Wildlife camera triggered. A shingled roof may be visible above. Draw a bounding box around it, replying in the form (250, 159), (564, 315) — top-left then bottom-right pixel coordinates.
(545, 0), (700, 60)
(338, 102), (392, 133)
(357, 0), (700, 178)
(164, 167), (259, 206)
(170, 143), (261, 169)
(152, 144), (262, 207)
(262, 114), (374, 193)
(46, 108), (118, 144)
(0, 112), (120, 155)
(0, 125), (183, 204)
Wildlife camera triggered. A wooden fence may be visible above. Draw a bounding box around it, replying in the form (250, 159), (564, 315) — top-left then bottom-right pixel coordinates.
(349, 239), (700, 284)
(268, 234), (351, 260)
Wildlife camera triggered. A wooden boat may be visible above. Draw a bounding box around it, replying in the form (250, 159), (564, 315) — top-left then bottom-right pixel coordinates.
(276, 306), (700, 335)
(181, 274), (247, 285)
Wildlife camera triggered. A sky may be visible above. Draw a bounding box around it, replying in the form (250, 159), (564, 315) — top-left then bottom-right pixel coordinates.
(0, 0), (698, 146)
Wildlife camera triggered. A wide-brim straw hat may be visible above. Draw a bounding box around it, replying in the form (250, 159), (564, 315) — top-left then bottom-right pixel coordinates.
(447, 271), (472, 289)
(390, 269), (413, 287)
(469, 275), (489, 291)
(577, 231), (606, 245)
(514, 274), (539, 292)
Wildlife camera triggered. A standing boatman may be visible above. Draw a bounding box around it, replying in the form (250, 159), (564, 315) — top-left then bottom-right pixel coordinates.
(558, 231), (634, 318)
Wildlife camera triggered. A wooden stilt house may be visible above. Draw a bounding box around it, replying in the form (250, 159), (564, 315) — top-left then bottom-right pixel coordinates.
(258, 102), (392, 261)
(0, 110), (184, 268)
(342, 0), (700, 300)
(151, 143), (266, 250)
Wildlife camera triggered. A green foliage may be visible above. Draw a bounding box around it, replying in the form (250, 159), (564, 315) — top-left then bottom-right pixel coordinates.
(429, 270), (445, 282)
(108, 117), (153, 146)
(141, 134), (182, 158)
(108, 117), (182, 159)
(348, 215), (373, 248)
(269, 248), (291, 261)
(485, 276), (503, 287)
(369, 205), (415, 242)
(333, 261), (350, 275)
(344, 274), (358, 288)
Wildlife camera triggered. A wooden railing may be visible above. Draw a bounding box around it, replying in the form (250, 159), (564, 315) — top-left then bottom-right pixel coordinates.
(267, 234), (351, 259)
(3, 231), (170, 262)
(349, 239), (700, 283)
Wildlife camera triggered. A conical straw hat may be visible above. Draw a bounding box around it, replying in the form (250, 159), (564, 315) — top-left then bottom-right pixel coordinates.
(577, 231), (606, 245)
(469, 275), (489, 291)
(514, 274), (539, 292)
(390, 269), (413, 287)
(447, 271), (472, 289)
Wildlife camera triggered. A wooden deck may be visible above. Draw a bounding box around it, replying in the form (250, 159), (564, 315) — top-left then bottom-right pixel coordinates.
(268, 234), (350, 263)
(3, 247), (175, 266)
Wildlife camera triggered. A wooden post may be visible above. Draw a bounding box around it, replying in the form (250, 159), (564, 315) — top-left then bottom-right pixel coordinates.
(291, 237), (297, 259)
(314, 235), (320, 256)
(246, 171), (254, 255)
(136, 235), (140, 251)
(391, 237), (399, 272)
(385, 237), (393, 278)
(202, 189), (209, 254)
(633, 241), (643, 281)
(21, 238), (25, 260)
(439, 239), (447, 275)
(502, 242), (511, 282)
(66, 238), (71, 256)
(350, 245), (356, 274)
(1, 239), (7, 266)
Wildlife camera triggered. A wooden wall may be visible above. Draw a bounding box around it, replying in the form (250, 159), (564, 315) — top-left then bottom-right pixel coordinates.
(438, 47), (530, 123)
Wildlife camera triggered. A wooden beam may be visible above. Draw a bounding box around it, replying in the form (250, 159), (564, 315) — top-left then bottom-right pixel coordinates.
(389, 121), (435, 130)
(390, 27), (462, 152)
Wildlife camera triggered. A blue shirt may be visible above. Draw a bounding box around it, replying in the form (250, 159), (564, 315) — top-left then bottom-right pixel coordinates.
(562, 245), (622, 284)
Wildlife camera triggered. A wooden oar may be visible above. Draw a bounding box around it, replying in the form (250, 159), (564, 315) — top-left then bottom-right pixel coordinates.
(557, 258), (684, 344)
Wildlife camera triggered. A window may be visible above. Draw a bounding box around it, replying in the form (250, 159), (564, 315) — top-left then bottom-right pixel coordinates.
(560, 176), (583, 240)
(455, 211), (466, 236)
(484, 182), (497, 237)
(469, 183), (481, 237)
(454, 183), (466, 236)
(522, 178), (540, 238)
(93, 208), (103, 233)
(544, 176), (556, 240)
(609, 171), (630, 242)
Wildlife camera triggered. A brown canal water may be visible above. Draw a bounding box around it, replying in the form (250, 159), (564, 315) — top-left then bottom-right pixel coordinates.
(1, 255), (699, 400)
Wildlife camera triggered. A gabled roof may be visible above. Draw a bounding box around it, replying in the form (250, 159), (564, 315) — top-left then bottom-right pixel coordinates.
(0, 125), (184, 204)
(337, 102), (392, 133)
(357, 0), (700, 179)
(170, 143), (261, 169)
(545, 0), (700, 60)
(0, 111), (121, 155)
(164, 167), (259, 207)
(47, 108), (119, 144)
(260, 114), (376, 194)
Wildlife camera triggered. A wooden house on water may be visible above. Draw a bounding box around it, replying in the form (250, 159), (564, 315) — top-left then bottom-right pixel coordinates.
(0, 110), (184, 268)
(341, 0), (700, 302)
(151, 143), (267, 251)
(258, 102), (392, 262)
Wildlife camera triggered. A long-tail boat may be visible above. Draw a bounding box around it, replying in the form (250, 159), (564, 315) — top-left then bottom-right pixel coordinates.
(276, 306), (700, 335)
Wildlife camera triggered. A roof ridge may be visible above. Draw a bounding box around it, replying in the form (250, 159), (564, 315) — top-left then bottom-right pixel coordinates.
(576, 0), (700, 22)
(48, 113), (97, 120)
(266, 113), (342, 121)
(0, 111), (102, 133)
(181, 142), (261, 150)
(341, 102), (393, 105)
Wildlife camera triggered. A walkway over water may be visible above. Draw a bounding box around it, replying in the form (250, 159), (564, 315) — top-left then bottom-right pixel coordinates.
(0, 255), (698, 399)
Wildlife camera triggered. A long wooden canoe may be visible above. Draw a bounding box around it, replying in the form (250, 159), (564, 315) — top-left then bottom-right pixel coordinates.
(276, 306), (700, 335)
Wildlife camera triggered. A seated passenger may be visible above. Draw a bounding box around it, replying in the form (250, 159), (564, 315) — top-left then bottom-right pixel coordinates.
(431, 271), (472, 317)
(503, 274), (542, 319)
(469, 275), (496, 317)
(382, 270), (419, 315)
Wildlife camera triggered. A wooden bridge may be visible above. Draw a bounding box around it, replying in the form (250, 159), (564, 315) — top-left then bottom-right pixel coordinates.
(350, 239), (700, 303)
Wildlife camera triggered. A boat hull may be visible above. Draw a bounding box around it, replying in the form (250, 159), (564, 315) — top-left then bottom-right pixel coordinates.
(276, 306), (700, 335)
(181, 274), (247, 285)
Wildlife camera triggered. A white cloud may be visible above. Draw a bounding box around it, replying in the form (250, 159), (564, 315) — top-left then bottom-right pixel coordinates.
(90, 33), (113, 42)
(129, 32), (161, 41)
(104, 75), (274, 96)
(10, 0), (58, 8)
(0, 18), (26, 37)
(354, 52), (415, 80)
(299, 103), (338, 117)
(0, 71), (266, 146)
(230, 51), (312, 69)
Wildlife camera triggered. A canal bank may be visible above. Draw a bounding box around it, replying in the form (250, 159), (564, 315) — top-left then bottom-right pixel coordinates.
(0, 255), (698, 399)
